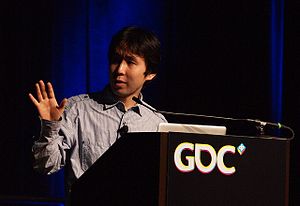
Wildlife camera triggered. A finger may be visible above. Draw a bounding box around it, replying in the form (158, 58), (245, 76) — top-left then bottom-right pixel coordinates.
(47, 82), (56, 99)
(28, 93), (39, 106)
(39, 80), (48, 99)
(35, 83), (43, 102)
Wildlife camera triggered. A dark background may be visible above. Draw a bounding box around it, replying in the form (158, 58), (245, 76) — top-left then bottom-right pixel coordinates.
(0, 0), (299, 205)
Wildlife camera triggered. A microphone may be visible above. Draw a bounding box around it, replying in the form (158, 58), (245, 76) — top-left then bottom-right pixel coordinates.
(132, 96), (295, 139)
(118, 125), (128, 136)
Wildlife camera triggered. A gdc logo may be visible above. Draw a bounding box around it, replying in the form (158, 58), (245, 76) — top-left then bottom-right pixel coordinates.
(174, 142), (238, 175)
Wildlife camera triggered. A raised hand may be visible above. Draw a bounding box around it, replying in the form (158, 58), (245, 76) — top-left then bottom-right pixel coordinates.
(28, 80), (67, 121)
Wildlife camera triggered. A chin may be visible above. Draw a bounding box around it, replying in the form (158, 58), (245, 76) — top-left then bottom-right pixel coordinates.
(112, 88), (129, 98)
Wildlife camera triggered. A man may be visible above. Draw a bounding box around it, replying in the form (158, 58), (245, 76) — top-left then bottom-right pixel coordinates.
(29, 26), (167, 193)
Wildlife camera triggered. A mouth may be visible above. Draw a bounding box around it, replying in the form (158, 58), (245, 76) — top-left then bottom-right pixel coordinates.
(113, 80), (127, 87)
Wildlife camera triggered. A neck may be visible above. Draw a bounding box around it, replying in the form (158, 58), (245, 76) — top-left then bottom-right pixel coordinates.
(117, 95), (139, 110)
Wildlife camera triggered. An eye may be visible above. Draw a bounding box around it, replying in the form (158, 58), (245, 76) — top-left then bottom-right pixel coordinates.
(125, 56), (137, 65)
(127, 60), (136, 65)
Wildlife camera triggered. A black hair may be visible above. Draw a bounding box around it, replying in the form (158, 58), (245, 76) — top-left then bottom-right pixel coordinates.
(108, 26), (161, 75)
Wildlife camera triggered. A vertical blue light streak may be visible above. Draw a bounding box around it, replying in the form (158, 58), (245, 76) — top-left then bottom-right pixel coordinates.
(49, 0), (164, 204)
(271, 0), (284, 123)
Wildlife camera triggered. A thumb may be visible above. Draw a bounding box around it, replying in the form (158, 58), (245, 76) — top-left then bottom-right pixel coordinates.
(57, 98), (68, 111)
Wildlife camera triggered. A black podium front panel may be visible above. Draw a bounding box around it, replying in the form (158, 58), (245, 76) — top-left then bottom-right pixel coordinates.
(70, 132), (163, 206)
(70, 132), (290, 206)
(166, 133), (290, 206)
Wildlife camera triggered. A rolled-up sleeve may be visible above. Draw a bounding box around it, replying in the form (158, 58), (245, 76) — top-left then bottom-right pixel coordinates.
(32, 119), (71, 175)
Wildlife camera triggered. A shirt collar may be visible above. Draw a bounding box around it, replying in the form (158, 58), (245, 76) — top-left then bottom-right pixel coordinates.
(89, 85), (142, 115)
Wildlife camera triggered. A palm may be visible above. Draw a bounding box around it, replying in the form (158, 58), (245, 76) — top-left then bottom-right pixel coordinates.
(29, 80), (67, 121)
(37, 96), (63, 120)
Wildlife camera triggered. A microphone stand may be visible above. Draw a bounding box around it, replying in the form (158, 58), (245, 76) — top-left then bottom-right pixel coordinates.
(132, 97), (295, 140)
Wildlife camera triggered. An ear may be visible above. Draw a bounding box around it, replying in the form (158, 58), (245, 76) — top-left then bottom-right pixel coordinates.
(145, 73), (156, 81)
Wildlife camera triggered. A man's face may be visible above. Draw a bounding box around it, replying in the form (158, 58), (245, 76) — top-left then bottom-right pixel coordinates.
(109, 53), (156, 99)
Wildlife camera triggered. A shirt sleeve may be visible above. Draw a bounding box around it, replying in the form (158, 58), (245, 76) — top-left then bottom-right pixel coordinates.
(32, 118), (73, 175)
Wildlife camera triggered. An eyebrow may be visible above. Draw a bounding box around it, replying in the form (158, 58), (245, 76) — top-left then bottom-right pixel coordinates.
(111, 51), (142, 64)
(124, 55), (137, 62)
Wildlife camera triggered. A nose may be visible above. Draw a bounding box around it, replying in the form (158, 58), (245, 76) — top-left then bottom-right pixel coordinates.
(116, 60), (127, 74)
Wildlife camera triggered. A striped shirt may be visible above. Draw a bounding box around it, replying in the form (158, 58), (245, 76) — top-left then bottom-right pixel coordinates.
(32, 85), (167, 190)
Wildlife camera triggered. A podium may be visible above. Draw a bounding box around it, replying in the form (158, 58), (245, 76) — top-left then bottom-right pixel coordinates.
(70, 132), (291, 206)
